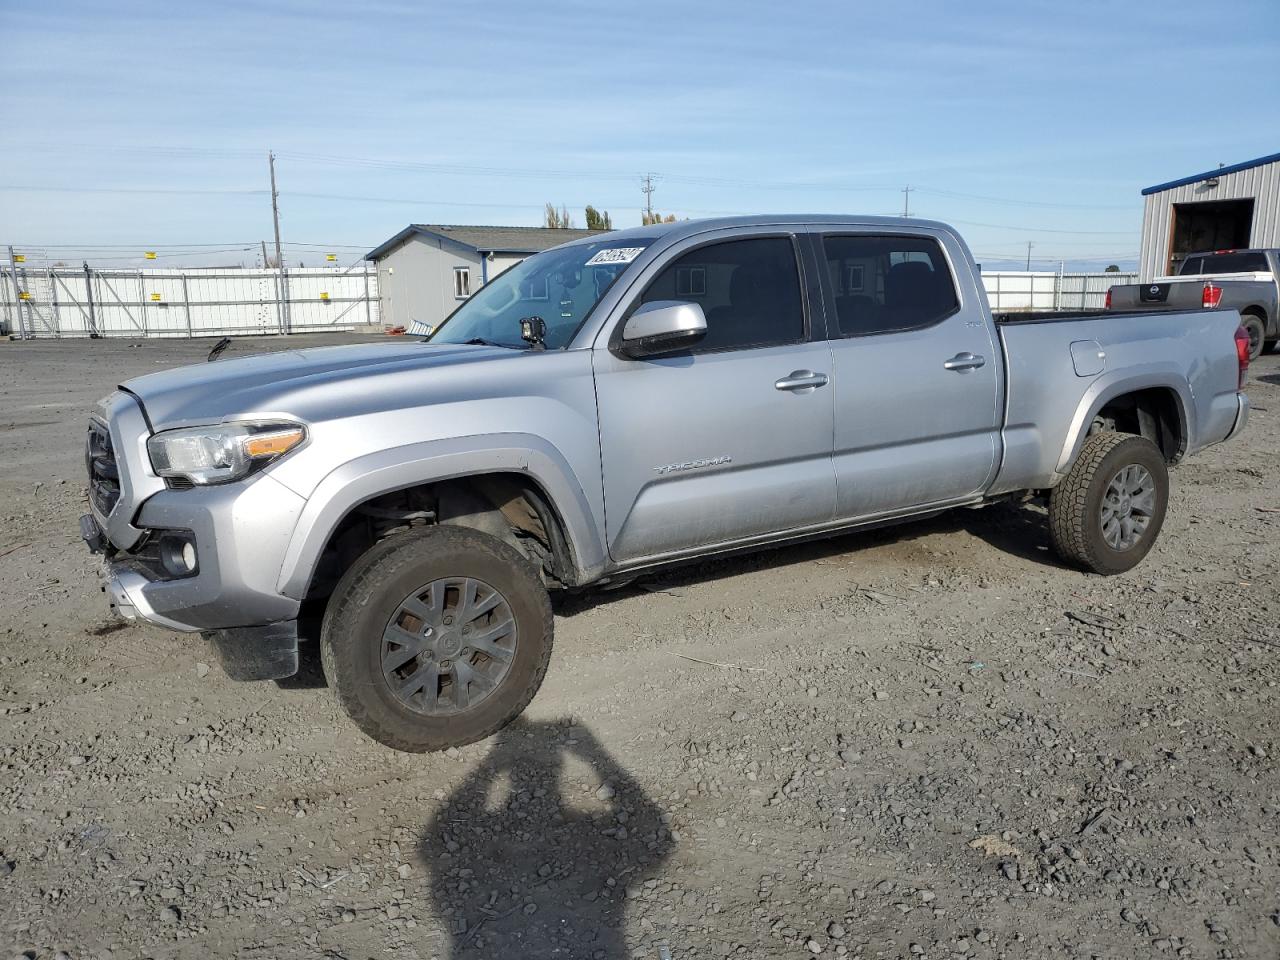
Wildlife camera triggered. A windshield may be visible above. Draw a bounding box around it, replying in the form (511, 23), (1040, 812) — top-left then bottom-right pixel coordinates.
(427, 238), (653, 349)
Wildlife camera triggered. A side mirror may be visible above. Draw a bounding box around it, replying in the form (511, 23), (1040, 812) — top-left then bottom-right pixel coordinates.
(617, 300), (707, 359)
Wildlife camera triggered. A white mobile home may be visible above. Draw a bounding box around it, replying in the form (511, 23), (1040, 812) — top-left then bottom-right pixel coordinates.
(366, 224), (603, 331)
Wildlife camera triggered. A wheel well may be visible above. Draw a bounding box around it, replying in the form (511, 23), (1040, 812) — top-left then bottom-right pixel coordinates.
(303, 473), (577, 608)
(1090, 388), (1185, 463)
(1240, 306), (1268, 332)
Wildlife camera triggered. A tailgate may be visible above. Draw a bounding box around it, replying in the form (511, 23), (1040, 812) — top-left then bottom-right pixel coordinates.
(1112, 281), (1205, 310)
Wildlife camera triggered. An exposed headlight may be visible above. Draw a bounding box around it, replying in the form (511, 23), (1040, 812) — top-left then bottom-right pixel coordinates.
(146, 422), (305, 485)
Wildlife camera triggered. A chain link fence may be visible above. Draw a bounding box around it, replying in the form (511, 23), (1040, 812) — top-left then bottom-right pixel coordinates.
(981, 271), (1137, 313)
(1, 262), (379, 338)
(3, 258), (1132, 338)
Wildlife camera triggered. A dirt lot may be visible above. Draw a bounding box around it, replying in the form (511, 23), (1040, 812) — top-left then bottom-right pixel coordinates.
(1, 335), (1277, 960)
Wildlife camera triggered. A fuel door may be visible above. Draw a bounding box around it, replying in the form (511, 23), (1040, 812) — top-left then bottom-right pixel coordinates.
(1070, 339), (1106, 377)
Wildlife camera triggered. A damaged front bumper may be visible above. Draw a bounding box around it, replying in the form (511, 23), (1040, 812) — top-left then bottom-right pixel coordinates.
(83, 525), (301, 681)
(80, 471), (308, 681)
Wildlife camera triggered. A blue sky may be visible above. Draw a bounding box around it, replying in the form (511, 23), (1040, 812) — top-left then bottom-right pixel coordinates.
(2, 0), (1277, 269)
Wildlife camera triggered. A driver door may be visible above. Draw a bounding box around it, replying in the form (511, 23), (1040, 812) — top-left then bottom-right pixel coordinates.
(592, 231), (837, 564)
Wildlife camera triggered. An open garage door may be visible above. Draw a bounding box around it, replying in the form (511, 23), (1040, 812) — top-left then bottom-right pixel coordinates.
(1168, 199), (1254, 273)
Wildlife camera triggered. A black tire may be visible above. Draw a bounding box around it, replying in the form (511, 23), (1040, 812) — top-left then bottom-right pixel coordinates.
(320, 525), (553, 752)
(1049, 431), (1169, 575)
(1264, 338), (1279, 356)
(1241, 315), (1265, 361)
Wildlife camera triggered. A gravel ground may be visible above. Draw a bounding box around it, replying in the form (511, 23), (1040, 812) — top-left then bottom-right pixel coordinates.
(1, 335), (1277, 960)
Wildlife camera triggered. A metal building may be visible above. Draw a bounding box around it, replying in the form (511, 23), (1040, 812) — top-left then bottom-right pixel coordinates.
(366, 224), (602, 331)
(1138, 151), (1280, 281)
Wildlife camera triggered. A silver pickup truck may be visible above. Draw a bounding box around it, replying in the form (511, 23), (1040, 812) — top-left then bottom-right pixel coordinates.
(80, 215), (1250, 752)
(1107, 248), (1280, 359)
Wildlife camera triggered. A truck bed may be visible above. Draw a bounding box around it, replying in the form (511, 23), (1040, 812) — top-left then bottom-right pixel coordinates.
(989, 307), (1245, 494)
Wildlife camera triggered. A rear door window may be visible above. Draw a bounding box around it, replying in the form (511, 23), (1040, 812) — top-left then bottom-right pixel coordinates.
(821, 235), (959, 337)
(637, 237), (805, 352)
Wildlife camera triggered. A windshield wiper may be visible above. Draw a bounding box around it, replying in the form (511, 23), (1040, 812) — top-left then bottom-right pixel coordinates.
(462, 337), (524, 349)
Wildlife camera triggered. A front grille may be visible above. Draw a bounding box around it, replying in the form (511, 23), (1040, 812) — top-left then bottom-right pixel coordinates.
(87, 419), (120, 515)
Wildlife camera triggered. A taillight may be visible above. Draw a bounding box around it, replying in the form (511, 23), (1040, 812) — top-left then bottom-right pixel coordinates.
(1235, 325), (1250, 388)
(1105, 287), (1113, 309)
(1203, 282), (1223, 308)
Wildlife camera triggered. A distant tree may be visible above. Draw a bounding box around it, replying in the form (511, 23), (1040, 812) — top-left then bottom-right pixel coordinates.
(585, 205), (613, 231)
(544, 203), (575, 229)
(641, 211), (680, 225)
(1104, 264), (1121, 273)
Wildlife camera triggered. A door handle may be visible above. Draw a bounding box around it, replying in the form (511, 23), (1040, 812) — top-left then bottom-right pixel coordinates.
(775, 370), (829, 392)
(943, 352), (986, 372)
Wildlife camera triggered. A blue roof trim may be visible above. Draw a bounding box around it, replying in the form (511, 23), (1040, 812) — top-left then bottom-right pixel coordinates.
(1142, 151), (1280, 196)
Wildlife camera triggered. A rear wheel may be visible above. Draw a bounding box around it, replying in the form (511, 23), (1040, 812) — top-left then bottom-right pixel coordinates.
(320, 525), (554, 752)
(1241, 315), (1265, 360)
(1049, 431), (1169, 575)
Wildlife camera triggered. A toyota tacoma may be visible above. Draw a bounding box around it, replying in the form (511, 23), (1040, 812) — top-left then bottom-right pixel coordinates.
(81, 215), (1251, 751)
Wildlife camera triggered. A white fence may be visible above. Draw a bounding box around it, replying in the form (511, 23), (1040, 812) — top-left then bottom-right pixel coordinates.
(3, 263), (1131, 338)
(981, 271), (1137, 313)
(1, 265), (379, 338)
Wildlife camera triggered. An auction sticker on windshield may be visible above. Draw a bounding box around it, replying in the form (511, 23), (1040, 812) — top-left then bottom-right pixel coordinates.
(585, 247), (646, 266)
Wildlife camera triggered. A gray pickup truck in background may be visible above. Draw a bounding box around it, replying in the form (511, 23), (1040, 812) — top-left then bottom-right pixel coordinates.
(80, 215), (1250, 752)
(1107, 248), (1280, 359)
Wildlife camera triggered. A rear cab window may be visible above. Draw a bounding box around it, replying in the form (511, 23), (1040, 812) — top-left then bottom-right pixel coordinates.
(1179, 252), (1270, 275)
(821, 234), (959, 337)
(636, 236), (806, 352)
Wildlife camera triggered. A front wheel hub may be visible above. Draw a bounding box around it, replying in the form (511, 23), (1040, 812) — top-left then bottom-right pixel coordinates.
(380, 576), (517, 715)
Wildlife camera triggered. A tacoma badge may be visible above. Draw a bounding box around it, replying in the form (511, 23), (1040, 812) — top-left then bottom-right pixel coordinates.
(653, 456), (732, 475)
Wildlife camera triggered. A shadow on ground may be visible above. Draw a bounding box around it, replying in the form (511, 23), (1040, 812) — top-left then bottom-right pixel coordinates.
(417, 719), (673, 959)
(278, 500), (1065, 651)
(555, 498), (1065, 617)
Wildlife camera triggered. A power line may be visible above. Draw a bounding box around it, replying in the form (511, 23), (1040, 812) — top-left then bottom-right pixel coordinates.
(974, 252), (1138, 262)
(281, 190), (750, 217)
(6, 142), (1140, 212)
(11, 248), (259, 263)
(914, 187), (1133, 211)
(943, 216), (1134, 236)
(4, 241), (373, 250)
(0, 185), (265, 196)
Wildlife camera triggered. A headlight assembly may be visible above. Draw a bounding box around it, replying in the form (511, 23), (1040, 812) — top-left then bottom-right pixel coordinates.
(146, 422), (305, 485)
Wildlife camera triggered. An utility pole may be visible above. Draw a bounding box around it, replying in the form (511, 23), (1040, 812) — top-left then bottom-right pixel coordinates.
(1025, 241), (1034, 271)
(901, 185), (913, 218)
(6, 245), (26, 340)
(640, 173), (657, 223)
(262, 238), (283, 330)
(83, 260), (98, 337)
(269, 151), (289, 334)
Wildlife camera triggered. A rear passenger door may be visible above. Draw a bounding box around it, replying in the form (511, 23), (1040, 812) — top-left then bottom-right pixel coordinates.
(816, 231), (1001, 519)
(593, 232), (836, 563)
